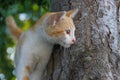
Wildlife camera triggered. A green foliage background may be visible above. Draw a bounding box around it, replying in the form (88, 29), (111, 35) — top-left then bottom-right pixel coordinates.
(0, 0), (50, 80)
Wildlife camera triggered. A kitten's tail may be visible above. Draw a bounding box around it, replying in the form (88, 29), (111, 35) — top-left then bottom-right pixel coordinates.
(6, 16), (22, 40)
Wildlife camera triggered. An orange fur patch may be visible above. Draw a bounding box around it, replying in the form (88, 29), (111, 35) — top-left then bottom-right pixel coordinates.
(23, 76), (29, 80)
(6, 16), (22, 40)
(49, 30), (65, 37)
(46, 16), (74, 37)
(25, 66), (30, 74)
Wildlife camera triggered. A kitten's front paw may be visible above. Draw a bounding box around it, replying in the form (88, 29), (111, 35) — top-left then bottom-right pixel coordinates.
(23, 76), (29, 80)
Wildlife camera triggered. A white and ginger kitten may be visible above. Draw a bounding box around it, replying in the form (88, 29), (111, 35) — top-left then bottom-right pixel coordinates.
(6, 9), (79, 80)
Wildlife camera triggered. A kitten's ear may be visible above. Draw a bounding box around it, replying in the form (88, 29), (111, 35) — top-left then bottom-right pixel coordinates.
(48, 11), (66, 26)
(49, 11), (66, 26)
(55, 11), (66, 21)
(66, 9), (79, 18)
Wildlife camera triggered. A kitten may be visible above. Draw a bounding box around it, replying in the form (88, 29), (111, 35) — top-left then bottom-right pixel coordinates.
(6, 9), (79, 80)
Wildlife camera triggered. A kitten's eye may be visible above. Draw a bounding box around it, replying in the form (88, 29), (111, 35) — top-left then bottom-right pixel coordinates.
(65, 29), (70, 34)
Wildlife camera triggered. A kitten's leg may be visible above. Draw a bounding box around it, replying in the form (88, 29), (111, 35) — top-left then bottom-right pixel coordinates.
(30, 58), (49, 80)
(16, 55), (36, 80)
(16, 60), (30, 80)
(30, 64), (43, 80)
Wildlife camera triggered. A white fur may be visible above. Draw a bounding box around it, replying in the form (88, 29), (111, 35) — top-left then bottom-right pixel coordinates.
(15, 25), (54, 80)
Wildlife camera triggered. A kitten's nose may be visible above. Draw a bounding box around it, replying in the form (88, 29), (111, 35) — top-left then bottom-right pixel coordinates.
(71, 39), (76, 44)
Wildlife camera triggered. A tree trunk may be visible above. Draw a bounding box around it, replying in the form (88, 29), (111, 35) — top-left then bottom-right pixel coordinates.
(43, 0), (120, 80)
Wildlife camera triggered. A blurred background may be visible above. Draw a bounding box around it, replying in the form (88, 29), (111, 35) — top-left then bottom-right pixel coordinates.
(0, 0), (50, 80)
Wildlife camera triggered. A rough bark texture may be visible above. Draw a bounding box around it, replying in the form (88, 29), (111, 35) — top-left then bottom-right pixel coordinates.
(42, 0), (120, 80)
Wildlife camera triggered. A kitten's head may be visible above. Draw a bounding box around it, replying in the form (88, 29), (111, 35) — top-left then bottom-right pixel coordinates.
(45, 9), (79, 48)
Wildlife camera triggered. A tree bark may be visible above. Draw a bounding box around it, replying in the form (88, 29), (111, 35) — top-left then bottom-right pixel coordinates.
(43, 0), (120, 80)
